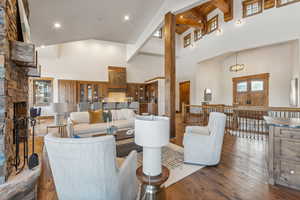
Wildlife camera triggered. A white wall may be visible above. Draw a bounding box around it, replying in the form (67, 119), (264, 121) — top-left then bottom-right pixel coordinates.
(195, 57), (223, 105)
(179, 1), (300, 63)
(37, 39), (164, 115)
(127, 53), (164, 83)
(39, 39), (164, 83)
(193, 41), (297, 107)
(174, 1), (300, 109)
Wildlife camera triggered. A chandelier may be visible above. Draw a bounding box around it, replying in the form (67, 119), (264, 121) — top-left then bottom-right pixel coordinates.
(229, 53), (245, 72)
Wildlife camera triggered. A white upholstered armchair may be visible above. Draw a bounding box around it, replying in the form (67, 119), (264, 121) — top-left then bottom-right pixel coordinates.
(183, 112), (226, 166)
(45, 133), (138, 200)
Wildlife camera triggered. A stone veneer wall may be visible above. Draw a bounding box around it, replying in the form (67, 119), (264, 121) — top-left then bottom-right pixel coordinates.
(0, 0), (29, 183)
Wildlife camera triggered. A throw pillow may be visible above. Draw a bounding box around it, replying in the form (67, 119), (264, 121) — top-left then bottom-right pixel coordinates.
(88, 110), (104, 124)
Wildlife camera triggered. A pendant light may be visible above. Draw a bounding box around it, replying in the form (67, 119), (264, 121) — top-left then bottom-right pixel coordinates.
(229, 53), (245, 72)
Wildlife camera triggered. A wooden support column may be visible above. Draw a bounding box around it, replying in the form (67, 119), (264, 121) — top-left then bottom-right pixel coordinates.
(164, 12), (176, 138)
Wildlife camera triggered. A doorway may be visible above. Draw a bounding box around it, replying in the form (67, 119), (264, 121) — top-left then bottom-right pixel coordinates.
(232, 73), (269, 106)
(179, 81), (190, 112)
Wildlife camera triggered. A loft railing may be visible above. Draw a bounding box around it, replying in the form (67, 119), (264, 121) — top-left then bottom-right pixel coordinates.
(182, 103), (300, 140)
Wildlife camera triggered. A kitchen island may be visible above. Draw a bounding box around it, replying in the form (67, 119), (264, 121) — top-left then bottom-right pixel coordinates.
(264, 116), (300, 191)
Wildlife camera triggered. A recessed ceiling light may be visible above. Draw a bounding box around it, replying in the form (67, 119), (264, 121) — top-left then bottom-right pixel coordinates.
(40, 45), (45, 48)
(54, 22), (61, 29)
(180, 15), (184, 19)
(124, 15), (130, 21)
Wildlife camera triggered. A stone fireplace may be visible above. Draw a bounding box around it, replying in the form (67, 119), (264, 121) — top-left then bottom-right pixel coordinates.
(0, 0), (30, 183)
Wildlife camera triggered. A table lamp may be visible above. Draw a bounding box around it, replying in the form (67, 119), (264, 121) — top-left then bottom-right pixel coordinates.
(135, 115), (170, 176)
(51, 103), (68, 125)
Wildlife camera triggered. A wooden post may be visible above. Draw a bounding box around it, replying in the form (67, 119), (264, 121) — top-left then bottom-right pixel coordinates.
(164, 12), (176, 138)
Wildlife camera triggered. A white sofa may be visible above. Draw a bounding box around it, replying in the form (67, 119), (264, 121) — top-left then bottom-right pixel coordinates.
(183, 112), (226, 166)
(67, 109), (135, 137)
(45, 133), (138, 200)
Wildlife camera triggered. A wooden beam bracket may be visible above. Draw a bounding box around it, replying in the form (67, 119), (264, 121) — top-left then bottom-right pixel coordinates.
(10, 40), (36, 67)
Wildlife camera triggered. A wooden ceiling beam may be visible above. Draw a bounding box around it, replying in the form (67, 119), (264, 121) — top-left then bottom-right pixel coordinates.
(211, 0), (229, 14)
(190, 8), (207, 33)
(211, 0), (233, 21)
(176, 17), (204, 29)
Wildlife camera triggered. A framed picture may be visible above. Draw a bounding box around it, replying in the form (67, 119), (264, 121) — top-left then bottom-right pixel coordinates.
(18, 0), (31, 43)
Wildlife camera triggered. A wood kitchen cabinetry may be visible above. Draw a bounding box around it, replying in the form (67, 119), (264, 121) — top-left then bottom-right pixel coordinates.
(77, 81), (108, 103)
(58, 80), (77, 104)
(127, 82), (158, 115)
(58, 80), (108, 104)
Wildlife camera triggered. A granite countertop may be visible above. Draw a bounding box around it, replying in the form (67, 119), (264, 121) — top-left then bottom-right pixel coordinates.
(264, 116), (300, 128)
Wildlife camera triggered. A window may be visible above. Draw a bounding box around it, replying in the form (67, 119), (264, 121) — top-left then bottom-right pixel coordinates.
(251, 80), (264, 91)
(33, 79), (53, 106)
(277, 0), (300, 7)
(194, 29), (203, 41)
(243, 0), (262, 18)
(237, 81), (247, 92)
(207, 15), (218, 33)
(183, 33), (191, 48)
(153, 28), (162, 38)
(204, 88), (212, 102)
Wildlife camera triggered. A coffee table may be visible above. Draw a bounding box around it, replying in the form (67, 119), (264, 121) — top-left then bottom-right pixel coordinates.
(93, 129), (142, 157)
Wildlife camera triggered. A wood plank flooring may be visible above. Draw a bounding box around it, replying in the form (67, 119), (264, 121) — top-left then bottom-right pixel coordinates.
(33, 115), (300, 200)
(166, 115), (300, 200)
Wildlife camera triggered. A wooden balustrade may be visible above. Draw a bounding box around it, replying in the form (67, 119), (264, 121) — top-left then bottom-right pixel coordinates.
(182, 104), (300, 140)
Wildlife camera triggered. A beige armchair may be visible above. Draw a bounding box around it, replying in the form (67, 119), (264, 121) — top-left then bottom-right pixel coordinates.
(45, 133), (138, 200)
(183, 112), (226, 166)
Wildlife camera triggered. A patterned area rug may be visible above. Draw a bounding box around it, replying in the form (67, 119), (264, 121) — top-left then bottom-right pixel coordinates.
(123, 141), (204, 187)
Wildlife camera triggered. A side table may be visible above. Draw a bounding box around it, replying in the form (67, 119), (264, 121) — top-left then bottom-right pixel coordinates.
(136, 166), (169, 200)
(46, 124), (67, 137)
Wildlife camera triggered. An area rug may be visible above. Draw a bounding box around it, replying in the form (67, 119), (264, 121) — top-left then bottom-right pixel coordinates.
(116, 139), (204, 187)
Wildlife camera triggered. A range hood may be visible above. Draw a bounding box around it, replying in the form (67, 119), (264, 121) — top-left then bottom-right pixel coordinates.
(108, 66), (127, 92)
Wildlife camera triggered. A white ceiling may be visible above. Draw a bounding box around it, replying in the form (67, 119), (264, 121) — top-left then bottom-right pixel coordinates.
(29, 0), (164, 45)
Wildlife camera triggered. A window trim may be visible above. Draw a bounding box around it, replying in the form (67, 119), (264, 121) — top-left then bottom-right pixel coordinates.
(207, 15), (218, 34)
(194, 29), (202, 41)
(242, 0), (263, 18)
(183, 33), (191, 48)
(32, 77), (54, 107)
(276, 0), (300, 7)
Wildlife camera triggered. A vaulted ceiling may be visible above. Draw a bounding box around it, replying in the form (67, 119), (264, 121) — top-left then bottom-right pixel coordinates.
(175, 0), (233, 34)
(29, 0), (164, 45)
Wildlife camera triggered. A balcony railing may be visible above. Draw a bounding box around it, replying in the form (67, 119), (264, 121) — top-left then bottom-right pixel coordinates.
(182, 103), (300, 140)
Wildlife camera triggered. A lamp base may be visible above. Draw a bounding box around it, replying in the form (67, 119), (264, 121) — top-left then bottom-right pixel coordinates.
(136, 166), (169, 200)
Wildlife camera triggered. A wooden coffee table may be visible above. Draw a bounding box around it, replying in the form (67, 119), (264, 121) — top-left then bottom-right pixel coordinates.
(93, 129), (142, 157)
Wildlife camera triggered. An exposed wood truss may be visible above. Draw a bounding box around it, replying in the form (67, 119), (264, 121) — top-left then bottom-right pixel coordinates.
(176, 16), (203, 29)
(175, 0), (233, 34)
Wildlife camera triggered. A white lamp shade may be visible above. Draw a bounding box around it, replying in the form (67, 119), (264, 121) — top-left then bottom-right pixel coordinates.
(51, 103), (68, 113)
(135, 115), (170, 147)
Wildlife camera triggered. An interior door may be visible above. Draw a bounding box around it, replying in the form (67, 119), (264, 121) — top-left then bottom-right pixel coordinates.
(233, 73), (269, 106)
(179, 81), (190, 112)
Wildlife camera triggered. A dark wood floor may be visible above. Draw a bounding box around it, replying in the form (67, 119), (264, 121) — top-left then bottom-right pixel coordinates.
(166, 114), (300, 200)
(34, 114), (300, 200)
